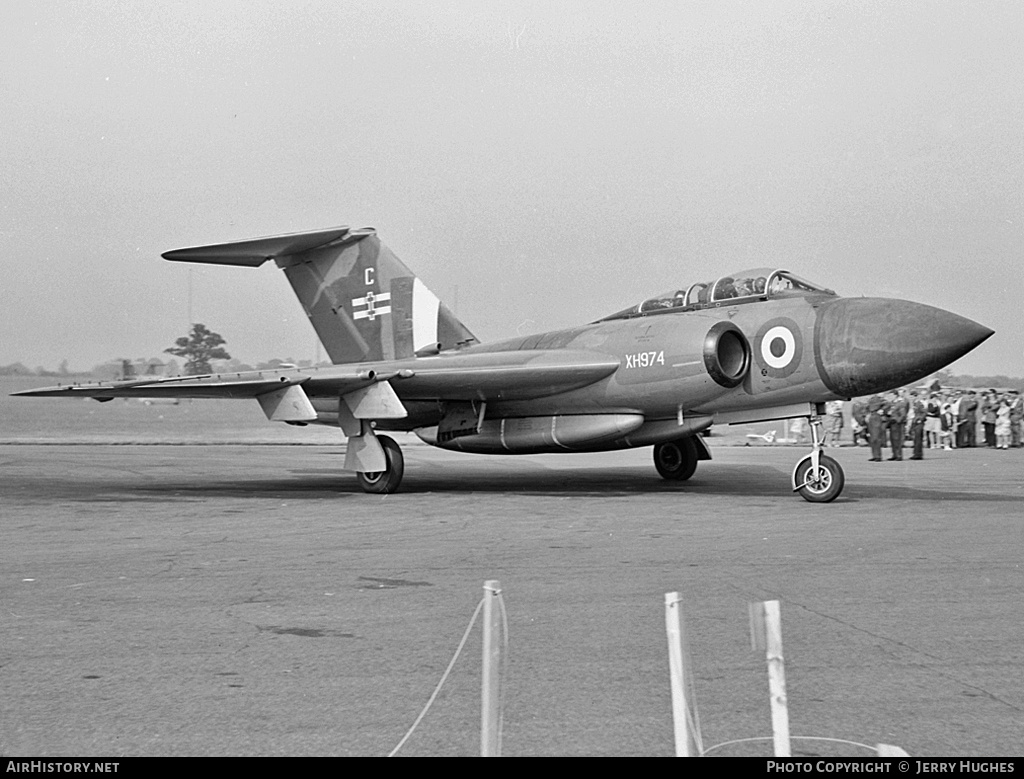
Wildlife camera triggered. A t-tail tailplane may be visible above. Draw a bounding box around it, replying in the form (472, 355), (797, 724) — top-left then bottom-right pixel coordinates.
(162, 227), (477, 364)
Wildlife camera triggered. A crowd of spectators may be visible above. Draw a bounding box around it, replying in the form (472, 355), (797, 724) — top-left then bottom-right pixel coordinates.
(842, 387), (1023, 459)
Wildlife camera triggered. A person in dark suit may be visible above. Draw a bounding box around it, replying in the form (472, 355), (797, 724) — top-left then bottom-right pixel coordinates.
(982, 391), (998, 448)
(887, 390), (909, 461)
(925, 392), (942, 449)
(963, 391), (979, 448)
(867, 394), (886, 461)
(909, 390), (927, 460)
(956, 391), (971, 448)
(851, 398), (869, 446)
(1010, 391), (1023, 448)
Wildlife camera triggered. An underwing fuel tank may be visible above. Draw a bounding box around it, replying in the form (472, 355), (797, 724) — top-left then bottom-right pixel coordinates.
(815, 298), (994, 397)
(416, 413), (645, 454)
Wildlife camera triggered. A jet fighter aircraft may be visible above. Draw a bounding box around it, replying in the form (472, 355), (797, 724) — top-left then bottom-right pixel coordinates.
(16, 226), (993, 501)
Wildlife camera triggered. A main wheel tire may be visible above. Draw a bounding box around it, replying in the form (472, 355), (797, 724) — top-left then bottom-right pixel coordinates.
(356, 435), (405, 494)
(793, 454), (844, 503)
(654, 439), (699, 481)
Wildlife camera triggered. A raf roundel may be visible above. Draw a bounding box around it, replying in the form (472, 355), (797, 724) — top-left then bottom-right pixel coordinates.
(761, 325), (795, 369)
(755, 317), (803, 378)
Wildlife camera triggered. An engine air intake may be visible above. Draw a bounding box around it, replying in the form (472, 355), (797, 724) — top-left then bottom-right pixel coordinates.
(703, 321), (750, 388)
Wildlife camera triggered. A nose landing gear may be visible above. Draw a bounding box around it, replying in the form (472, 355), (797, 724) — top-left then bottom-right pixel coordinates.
(791, 415), (845, 503)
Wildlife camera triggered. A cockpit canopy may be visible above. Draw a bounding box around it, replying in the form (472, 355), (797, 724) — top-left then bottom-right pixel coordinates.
(600, 268), (835, 321)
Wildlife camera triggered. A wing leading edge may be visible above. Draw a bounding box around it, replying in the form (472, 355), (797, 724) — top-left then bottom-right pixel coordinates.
(13, 349), (620, 404)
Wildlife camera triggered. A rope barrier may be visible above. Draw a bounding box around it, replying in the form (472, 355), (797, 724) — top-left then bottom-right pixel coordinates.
(701, 735), (879, 757)
(387, 596), (485, 757)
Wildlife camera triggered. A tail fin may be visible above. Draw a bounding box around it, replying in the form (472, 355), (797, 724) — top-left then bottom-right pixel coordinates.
(163, 226), (477, 364)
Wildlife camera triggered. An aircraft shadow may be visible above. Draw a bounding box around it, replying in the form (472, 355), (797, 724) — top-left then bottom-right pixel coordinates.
(396, 466), (1024, 502)
(396, 464), (790, 497)
(841, 484), (1024, 503)
(18, 464), (1022, 504)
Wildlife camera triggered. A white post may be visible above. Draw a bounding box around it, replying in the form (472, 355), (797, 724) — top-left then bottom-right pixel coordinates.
(763, 600), (791, 757)
(481, 580), (502, 757)
(877, 744), (910, 757)
(665, 592), (697, 756)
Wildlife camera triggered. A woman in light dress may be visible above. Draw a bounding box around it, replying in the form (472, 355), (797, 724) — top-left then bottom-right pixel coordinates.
(995, 397), (1012, 450)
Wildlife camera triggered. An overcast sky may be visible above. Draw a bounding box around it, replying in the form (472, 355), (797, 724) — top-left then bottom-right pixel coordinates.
(2, 1), (1021, 376)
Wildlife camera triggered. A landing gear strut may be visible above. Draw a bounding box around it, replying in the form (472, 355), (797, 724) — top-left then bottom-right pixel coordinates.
(654, 438), (699, 481)
(356, 434), (405, 494)
(791, 415), (844, 503)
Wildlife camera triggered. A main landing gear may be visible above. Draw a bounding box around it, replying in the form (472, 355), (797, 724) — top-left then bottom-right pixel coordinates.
(355, 426), (845, 501)
(356, 434), (405, 494)
(654, 438), (699, 481)
(791, 415), (844, 503)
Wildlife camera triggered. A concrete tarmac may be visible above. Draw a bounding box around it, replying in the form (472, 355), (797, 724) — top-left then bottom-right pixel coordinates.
(1, 442), (1022, 756)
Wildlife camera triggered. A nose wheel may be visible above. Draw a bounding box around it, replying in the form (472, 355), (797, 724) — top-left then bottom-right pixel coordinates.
(791, 415), (844, 502)
(793, 453), (844, 502)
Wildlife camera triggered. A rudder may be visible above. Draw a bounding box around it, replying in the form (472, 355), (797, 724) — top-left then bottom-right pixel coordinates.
(164, 227), (477, 364)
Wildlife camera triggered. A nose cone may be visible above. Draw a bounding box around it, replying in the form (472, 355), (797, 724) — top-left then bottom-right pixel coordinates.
(816, 298), (993, 398)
